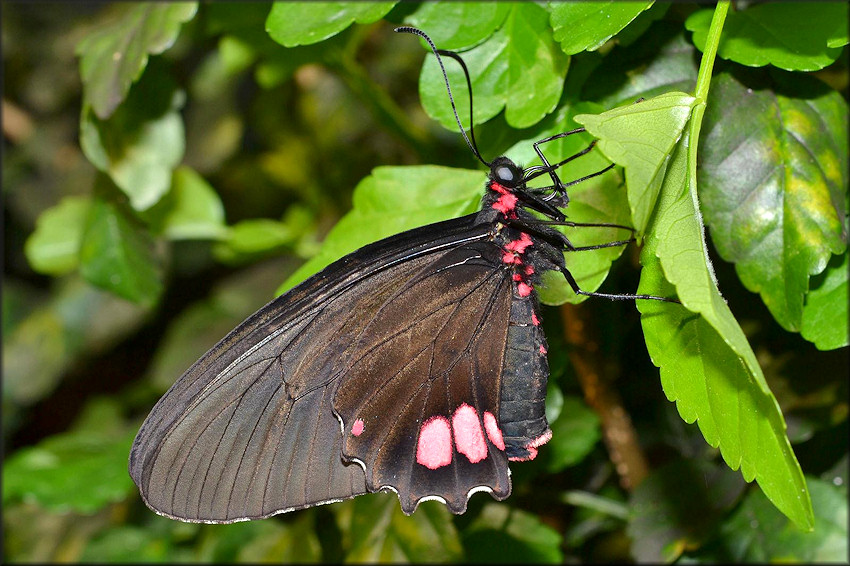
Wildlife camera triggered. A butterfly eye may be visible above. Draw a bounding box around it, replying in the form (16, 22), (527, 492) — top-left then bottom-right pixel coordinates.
(490, 157), (522, 188)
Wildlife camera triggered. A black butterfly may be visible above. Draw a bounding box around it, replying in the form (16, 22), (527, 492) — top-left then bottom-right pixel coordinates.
(129, 27), (674, 523)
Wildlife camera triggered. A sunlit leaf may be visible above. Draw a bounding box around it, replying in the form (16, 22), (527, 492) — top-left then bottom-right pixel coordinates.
(403, 2), (509, 50)
(548, 0), (653, 54)
(266, 1), (396, 47)
(24, 196), (92, 275)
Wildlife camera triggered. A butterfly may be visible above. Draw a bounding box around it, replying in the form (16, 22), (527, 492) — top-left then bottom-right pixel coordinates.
(129, 26), (674, 523)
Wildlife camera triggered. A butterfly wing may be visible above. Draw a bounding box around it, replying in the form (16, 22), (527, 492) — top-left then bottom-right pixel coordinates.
(334, 241), (515, 514)
(129, 215), (491, 523)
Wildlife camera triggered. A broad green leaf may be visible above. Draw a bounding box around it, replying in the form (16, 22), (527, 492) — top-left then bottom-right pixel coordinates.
(544, 396), (600, 473)
(637, 129), (813, 530)
(627, 459), (746, 562)
(80, 62), (185, 211)
(574, 92), (697, 234)
(403, 2), (509, 50)
(76, 2), (197, 119)
(277, 165), (483, 294)
(701, 477), (847, 562)
(338, 494), (462, 562)
(145, 166), (226, 240)
(462, 503), (563, 563)
(583, 25), (698, 108)
(614, 2), (670, 47)
(212, 218), (299, 264)
(266, 1), (396, 47)
(699, 71), (848, 333)
(24, 196), (92, 275)
(801, 251), (849, 350)
(419, 3), (568, 130)
(686, 3), (849, 72)
(504, 102), (630, 304)
(2, 426), (136, 514)
(79, 194), (163, 306)
(548, 0), (653, 55)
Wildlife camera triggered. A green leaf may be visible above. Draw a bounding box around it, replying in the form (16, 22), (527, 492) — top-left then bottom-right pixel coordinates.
(79, 194), (163, 306)
(583, 24), (698, 109)
(704, 477), (847, 562)
(76, 2), (197, 119)
(80, 61), (186, 211)
(419, 3), (568, 130)
(686, 3), (849, 72)
(462, 503), (563, 563)
(544, 396), (600, 472)
(637, 129), (814, 531)
(403, 2), (509, 50)
(145, 166), (226, 240)
(627, 459), (746, 562)
(24, 196), (92, 275)
(337, 494), (462, 562)
(277, 165), (483, 294)
(574, 92), (697, 234)
(2, 425), (137, 514)
(266, 1), (396, 47)
(212, 218), (299, 264)
(801, 251), (849, 350)
(698, 71), (848, 332)
(548, 0), (653, 55)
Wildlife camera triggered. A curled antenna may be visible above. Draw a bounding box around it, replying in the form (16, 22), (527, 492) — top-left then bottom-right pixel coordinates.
(395, 26), (489, 168)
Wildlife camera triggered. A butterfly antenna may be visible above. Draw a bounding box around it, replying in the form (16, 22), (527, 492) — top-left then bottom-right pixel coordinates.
(395, 26), (490, 168)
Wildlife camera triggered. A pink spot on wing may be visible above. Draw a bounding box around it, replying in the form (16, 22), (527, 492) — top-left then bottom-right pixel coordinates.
(351, 419), (364, 436)
(416, 416), (453, 469)
(517, 282), (533, 297)
(504, 232), (533, 253)
(531, 312), (540, 326)
(483, 411), (505, 451)
(452, 403), (488, 463)
(508, 430), (553, 462)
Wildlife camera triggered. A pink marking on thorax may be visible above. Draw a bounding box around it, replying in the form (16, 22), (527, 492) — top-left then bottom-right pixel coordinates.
(490, 182), (509, 195)
(502, 252), (521, 265)
(416, 416), (453, 469)
(531, 312), (540, 326)
(517, 282), (533, 297)
(483, 411), (505, 451)
(504, 232), (533, 254)
(351, 419), (364, 437)
(452, 404), (488, 463)
(539, 344), (547, 355)
(492, 193), (518, 215)
(524, 265), (535, 276)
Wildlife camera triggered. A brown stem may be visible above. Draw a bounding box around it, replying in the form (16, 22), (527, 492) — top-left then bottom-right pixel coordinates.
(560, 301), (649, 490)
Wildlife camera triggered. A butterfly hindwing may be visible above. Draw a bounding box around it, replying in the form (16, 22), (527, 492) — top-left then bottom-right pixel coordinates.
(333, 241), (514, 514)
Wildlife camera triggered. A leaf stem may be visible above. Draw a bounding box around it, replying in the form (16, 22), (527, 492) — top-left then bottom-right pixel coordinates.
(693, 1), (729, 103)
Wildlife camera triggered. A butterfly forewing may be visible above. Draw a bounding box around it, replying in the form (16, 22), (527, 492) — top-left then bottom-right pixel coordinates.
(129, 216), (493, 522)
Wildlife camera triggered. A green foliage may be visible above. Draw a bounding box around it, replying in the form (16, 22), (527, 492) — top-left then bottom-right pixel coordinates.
(4, 1), (847, 563)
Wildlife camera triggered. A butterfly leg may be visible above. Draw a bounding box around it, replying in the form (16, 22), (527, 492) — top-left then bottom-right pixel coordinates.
(558, 264), (679, 303)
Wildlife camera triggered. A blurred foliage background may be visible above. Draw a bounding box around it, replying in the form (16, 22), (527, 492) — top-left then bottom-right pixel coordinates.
(2, 1), (848, 563)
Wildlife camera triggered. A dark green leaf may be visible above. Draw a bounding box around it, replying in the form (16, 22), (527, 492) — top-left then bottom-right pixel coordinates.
(24, 196), (92, 275)
(544, 396), (601, 472)
(704, 477), (847, 562)
(627, 459), (746, 562)
(2, 425), (136, 514)
(403, 2), (509, 50)
(637, 129), (814, 531)
(76, 2), (197, 119)
(419, 3), (568, 130)
(801, 251), (849, 350)
(462, 503), (563, 563)
(79, 194), (163, 306)
(338, 494), (462, 561)
(277, 165), (483, 294)
(266, 1), (396, 47)
(79, 62), (186, 211)
(548, 0), (653, 55)
(699, 71), (848, 332)
(686, 3), (849, 72)
(583, 24), (699, 109)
